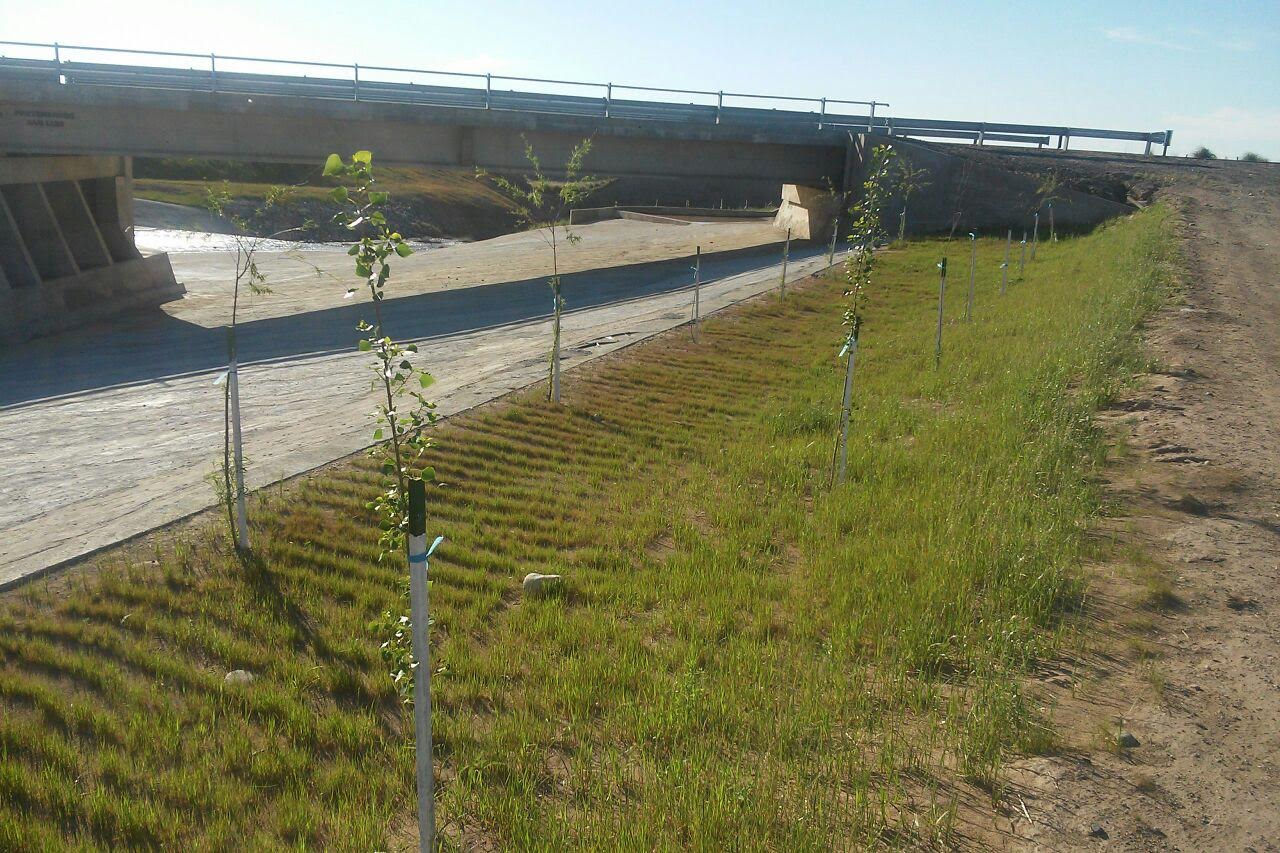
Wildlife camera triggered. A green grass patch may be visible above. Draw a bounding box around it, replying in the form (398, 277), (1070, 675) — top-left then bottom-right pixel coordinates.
(0, 208), (1175, 848)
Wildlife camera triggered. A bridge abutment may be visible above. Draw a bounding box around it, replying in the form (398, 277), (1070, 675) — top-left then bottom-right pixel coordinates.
(0, 155), (182, 343)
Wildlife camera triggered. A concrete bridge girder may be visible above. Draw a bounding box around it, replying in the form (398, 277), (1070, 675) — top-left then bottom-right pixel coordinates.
(1, 80), (848, 198)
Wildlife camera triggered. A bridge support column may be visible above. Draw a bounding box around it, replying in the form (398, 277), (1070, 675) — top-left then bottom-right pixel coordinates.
(0, 155), (182, 344)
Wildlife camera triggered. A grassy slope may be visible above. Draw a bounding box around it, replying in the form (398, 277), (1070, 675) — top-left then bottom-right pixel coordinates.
(0, 209), (1174, 849)
(134, 167), (518, 240)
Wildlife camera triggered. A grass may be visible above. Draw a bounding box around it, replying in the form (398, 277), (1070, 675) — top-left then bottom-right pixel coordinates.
(0, 207), (1176, 849)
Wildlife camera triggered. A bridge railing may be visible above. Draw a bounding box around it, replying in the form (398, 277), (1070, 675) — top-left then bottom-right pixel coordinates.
(0, 40), (1172, 154)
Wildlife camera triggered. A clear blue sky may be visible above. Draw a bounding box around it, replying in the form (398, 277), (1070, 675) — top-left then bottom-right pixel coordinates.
(5, 0), (1277, 157)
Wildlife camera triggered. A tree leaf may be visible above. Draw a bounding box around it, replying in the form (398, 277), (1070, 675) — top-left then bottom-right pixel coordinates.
(395, 243), (414, 258)
(358, 339), (372, 351)
(419, 372), (435, 388)
(353, 150), (373, 165)
(330, 186), (350, 203)
(323, 154), (344, 176)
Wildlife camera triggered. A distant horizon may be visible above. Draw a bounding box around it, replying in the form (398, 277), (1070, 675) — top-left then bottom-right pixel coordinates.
(3, 0), (1276, 159)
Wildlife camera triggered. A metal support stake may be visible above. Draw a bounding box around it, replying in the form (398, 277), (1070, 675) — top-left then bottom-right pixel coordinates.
(692, 246), (701, 342)
(1001, 229), (1011, 294)
(550, 285), (562, 403)
(1018, 231), (1027, 275)
(407, 480), (440, 853)
(225, 335), (249, 551)
(716, 91), (723, 124)
(1031, 212), (1040, 260)
(353, 63), (360, 101)
(836, 322), (859, 484)
(827, 219), (839, 266)
(934, 258), (947, 369)
(1049, 202), (1056, 243)
(485, 73), (492, 109)
(965, 232), (977, 321)
(779, 228), (791, 299)
(604, 82), (611, 118)
(899, 206), (907, 243)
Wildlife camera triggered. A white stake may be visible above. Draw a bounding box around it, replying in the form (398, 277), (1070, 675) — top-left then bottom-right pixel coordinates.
(780, 228), (791, 299)
(407, 480), (443, 853)
(934, 258), (947, 369)
(1001, 229), (1011, 295)
(550, 283), (562, 403)
(836, 327), (859, 483)
(965, 232), (977, 322)
(228, 360), (249, 551)
(1031, 212), (1040, 260)
(692, 246), (702, 342)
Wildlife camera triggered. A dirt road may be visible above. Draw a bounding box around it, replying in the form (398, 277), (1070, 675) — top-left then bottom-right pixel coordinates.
(980, 153), (1280, 848)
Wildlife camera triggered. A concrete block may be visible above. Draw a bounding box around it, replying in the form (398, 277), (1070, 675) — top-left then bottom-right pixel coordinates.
(773, 183), (838, 240)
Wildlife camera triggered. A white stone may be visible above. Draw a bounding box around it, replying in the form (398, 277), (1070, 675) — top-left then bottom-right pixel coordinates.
(522, 572), (563, 598)
(224, 669), (256, 686)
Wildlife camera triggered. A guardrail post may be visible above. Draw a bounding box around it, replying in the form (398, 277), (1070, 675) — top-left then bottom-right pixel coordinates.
(1143, 139), (1152, 156)
(818, 97), (826, 130)
(716, 91), (723, 125)
(210, 53), (217, 93)
(977, 125), (986, 146)
(353, 63), (360, 101)
(604, 82), (611, 118)
(53, 42), (61, 83)
(868, 101), (876, 133)
(1162, 130), (1172, 156)
(1063, 132), (1070, 150)
(485, 73), (492, 109)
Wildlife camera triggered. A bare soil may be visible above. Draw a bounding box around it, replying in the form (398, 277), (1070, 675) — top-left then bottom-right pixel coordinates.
(969, 151), (1280, 848)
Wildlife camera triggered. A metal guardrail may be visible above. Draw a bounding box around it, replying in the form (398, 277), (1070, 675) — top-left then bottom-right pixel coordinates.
(0, 41), (1173, 154)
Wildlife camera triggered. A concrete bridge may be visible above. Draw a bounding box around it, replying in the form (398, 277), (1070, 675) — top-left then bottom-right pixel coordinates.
(0, 42), (1170, 342)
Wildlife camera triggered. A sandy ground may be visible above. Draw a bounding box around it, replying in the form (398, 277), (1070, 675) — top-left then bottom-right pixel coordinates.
(0, 217), (821, 588)
(959, 153), (1280, 848)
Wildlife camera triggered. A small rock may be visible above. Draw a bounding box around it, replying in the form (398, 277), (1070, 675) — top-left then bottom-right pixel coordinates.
(1118, 731), (1141, 749)
(522, 573), (563, 598)
(1089, 824), (1109, 840)
(224, 669), (256, 686)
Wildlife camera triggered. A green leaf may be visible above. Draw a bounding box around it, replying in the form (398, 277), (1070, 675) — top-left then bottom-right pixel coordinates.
(323, 154), (344, 176)
(329, 186), (349, 203)
(373, 428), (383, 440)
(347, 244), (359, 256)
(358, 339), (372, 351)
(353, 150), (373, 165)
(395, 243), (414, 257)
(369, 191), (389, 205)
(419, 372), (435, 389)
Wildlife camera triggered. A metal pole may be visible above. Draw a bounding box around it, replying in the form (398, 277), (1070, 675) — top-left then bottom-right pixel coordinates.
(868, 101), (876, 133)
(353, 63), (360, 101)
(1031, 212), (1039, 260)
(1019, 231), (1027, 275)
(818, 97), (826, 130)
(210, 53), (217, 93)
(965, 233), (977, 321)
(1049, 202), (1056, 243)
(692, 246), (701, 342)
(836, 323), (859, 484)
(407, 479), (437, 853)
(716, 91), (723, 125)
(551, 284), (562, 403)
(779, 228), (791, 299)
(604, 82), (611, 118)
(1162, 131), (1172, 157)
(485, 73), (491, 109)
(899, 206), (906, 243)
(53, 42), (61, 83)
(1144, 139), (1152, 156)
(1001, 229), (1011, 294)
(934, 258), (947, 369)
(227, 354), (249, 551)
(827, 219), (838, 266)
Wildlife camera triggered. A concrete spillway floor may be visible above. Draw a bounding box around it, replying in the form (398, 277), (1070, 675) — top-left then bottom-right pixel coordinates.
(0, 218), (838, 588)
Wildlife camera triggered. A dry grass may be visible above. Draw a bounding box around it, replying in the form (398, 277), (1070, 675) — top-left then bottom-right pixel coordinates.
(0, 208), (1175, 849)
